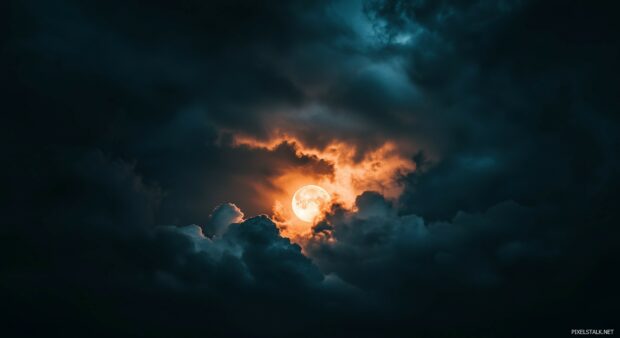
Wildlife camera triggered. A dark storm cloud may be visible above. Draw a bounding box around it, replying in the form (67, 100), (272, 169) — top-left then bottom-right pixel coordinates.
(5, 0), (353, 144)
(0, 150), (356, 337)
(304, 187), (618, 335)
(3, 0), (620, 337)
(308, 193), (561, 328)
(360, 0), (620, 220)
(5, 0), (346, 222)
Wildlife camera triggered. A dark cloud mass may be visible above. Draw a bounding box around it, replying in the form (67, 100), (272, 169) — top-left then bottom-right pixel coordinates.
(2, 0), (619, 337)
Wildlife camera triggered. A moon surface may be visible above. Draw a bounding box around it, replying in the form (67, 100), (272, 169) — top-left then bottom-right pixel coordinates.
(292, 185), (331, 223)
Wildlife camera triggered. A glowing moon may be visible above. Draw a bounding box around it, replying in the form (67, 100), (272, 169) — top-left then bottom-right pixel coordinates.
(292, 185), (331, 223)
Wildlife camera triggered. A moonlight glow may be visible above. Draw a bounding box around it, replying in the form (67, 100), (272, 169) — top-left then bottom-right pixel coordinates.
(291, 185), (331, 223)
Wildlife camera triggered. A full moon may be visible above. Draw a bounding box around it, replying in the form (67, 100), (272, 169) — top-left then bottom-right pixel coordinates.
(292, 185), (331, 223)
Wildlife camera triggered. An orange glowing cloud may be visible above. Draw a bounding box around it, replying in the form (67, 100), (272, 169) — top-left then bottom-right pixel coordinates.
(231, 134), (416, 238)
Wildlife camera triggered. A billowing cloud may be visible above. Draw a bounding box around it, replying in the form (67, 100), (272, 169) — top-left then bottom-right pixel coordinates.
(308, 193), (557, 312)
(203, 203), (244, 238)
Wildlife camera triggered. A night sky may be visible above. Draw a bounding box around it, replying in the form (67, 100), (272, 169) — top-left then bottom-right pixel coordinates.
(3, 0), (619, 337)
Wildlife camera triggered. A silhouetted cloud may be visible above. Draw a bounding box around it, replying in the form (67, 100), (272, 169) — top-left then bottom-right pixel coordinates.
(203, 203), (244, 238)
